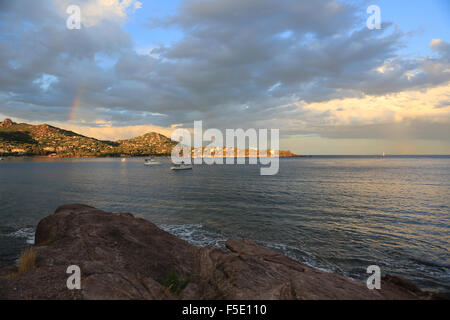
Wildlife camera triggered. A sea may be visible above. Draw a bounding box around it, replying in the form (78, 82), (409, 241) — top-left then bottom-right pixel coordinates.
(0, 156), (449, 293)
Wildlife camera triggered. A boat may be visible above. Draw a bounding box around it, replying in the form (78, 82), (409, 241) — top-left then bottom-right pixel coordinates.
(0, 157), (3, 161)
(144, 158), (161, 165)
(170, 163), (192, 170)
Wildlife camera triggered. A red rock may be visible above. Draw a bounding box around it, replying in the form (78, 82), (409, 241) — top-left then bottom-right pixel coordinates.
(0, 118), (14, 128)
(0, 204), (437, 300)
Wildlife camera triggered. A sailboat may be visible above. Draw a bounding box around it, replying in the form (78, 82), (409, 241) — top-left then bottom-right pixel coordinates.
(382, 152), (386, 158)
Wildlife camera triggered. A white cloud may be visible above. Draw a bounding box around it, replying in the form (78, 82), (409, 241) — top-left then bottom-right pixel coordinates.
(33, 74), (59, 92)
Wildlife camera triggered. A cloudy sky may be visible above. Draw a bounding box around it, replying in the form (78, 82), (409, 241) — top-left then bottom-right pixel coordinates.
(0, 0), (449, 154)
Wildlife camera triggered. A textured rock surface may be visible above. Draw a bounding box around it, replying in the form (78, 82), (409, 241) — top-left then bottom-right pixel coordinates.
(0, 118), (14, 128)
(0, 204), (436, 300)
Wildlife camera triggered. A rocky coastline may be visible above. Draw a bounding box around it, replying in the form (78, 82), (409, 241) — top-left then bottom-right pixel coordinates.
(0, 204), (441, 300)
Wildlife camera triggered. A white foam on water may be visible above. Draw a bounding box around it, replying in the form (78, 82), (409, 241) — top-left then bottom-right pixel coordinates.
(6, 227), (35, 245)
(159, 224), (227, 249)
(158, 224), (343, 276)
(261, 241), (342, 275)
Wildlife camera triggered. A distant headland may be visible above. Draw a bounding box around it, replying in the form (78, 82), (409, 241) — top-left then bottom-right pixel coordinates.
(0, 119), (299, 158)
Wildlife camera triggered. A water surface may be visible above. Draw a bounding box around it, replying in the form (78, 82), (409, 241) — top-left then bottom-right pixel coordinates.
(0, 156), (449, 292)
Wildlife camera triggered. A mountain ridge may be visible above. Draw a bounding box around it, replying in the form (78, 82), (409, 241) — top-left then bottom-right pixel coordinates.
(0, 119), (176, 157)
(0, 118), (299, 158)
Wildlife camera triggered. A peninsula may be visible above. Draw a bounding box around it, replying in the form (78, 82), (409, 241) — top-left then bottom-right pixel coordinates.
(0, 119), (298, 158)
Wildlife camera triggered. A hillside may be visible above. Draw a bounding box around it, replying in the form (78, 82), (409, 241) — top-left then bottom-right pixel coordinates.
(0, 119), (175, 157)
(0, 118), (298, 158)
(117, 132), (177, 156)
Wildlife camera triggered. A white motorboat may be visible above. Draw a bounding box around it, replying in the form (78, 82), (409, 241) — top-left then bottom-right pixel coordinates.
(144, 158), (161, 165)
(170, 163), (192, 170)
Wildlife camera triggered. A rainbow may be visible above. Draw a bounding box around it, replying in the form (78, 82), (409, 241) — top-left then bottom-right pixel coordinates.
(69, 86), (84, 127)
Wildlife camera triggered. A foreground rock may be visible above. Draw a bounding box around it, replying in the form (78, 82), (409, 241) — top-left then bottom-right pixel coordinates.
(0, 204), (436, 300)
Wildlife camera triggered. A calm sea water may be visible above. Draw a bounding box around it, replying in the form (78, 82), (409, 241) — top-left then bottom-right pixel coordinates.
(0, 156), (449, 293)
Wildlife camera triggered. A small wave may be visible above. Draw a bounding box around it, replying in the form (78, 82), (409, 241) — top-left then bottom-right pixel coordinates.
(410, 257), (450, 270)
(6, 227), (35, 245)
(159, 224), (227, 248)
(159, 225), (346, 276)
(261, 241), (339, 274)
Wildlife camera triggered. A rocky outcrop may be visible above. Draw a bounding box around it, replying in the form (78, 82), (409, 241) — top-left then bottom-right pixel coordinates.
(0, 119), (175, 157)
(116, 132), (177, 156)
(0, 204), (436, 300)
(0, 118), (14, 128)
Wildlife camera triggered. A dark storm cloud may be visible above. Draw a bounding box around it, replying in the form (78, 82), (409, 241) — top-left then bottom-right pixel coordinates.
(0, 0), (449, 139)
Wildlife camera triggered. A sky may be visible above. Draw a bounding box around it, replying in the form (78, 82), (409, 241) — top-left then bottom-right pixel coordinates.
(0, 0), (449, 154)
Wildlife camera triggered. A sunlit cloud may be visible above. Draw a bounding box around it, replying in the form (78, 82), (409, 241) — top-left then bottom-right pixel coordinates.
(53, 0), (142, 27)
(301, 83), (450, 127)
(55, 122), (175, 141)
